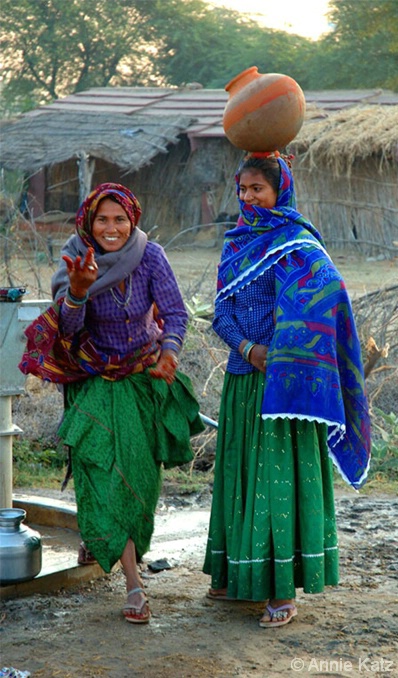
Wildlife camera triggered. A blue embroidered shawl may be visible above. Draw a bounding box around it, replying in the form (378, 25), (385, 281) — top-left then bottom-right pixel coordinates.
(216, 157), (371, 489)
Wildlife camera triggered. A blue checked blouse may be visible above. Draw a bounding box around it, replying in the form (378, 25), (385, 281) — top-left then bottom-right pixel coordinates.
(213, 267), (276, 374)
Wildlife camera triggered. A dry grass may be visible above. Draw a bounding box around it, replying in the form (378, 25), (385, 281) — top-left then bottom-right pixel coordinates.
(293, 106), (398, 174)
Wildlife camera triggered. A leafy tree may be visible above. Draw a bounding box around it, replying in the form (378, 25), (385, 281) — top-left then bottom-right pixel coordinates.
(308, 0), (398, 90)
(0, 0), (315, 115)
(0, 0), (152, 112)
(136, 0), (312, 89)
(239, 30), (318, 92)
(3, 0), (394, 117)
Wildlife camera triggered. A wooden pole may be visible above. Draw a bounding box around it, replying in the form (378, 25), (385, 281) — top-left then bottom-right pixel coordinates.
(77, 152), (95, 204)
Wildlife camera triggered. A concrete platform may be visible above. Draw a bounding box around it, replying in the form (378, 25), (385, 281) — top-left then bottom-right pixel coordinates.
(0, 497), (112, 601)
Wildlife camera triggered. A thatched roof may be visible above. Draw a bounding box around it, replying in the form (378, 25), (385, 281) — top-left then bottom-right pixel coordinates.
(1, 89), (397, 176)
(28, 84), (398, 139)
(292, 106), (398, 173)
(0, 111), (195, 173)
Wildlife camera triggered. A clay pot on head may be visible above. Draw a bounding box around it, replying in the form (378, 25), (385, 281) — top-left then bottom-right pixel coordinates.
(223, 66), (306, 152)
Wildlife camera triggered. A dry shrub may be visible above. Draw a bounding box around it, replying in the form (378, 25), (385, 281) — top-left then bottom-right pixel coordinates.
(12, 376), (64, 448)
(179, 318), (227, 470)
(352, 284), (398, 419)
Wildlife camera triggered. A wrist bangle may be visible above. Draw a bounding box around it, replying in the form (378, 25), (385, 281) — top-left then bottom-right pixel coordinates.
(163, 338), (182, 350)
(64, 298), (82, 309)
(242, 340), (256, 363)
(163, 333), (183, 346)
(67, 288), (89, 305)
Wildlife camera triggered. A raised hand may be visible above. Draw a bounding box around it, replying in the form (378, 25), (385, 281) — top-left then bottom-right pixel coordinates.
(62, 247), (98, 298)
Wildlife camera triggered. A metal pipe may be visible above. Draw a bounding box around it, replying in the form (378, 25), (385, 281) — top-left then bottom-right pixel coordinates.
(0, 395), (22, 508)
(199, 412), (218, 429)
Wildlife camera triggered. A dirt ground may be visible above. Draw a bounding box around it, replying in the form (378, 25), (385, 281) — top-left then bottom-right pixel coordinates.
(2, 248), (398, 677)
(1, 488), (398, 678)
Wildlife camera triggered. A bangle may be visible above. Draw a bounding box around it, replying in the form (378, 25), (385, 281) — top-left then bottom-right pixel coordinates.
(66, 288), (89, 306)
(163, 333), (183, 345)
(166, 333), (183, 341)
(163, 338), (182, 349)
(242, 340), (256, 363)
(64, 298), (82, 309)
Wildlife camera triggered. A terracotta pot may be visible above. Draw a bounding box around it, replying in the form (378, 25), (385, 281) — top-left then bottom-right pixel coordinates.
(223, 66), (306, 151)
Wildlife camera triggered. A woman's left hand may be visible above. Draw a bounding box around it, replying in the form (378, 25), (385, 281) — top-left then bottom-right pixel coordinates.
(250, 344), (268, 374)
(149, 350), (179, 385)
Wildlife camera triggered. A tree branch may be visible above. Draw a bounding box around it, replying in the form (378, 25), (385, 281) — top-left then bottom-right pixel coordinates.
(23, 51), (56, 98)
(364, 337), (390, 379)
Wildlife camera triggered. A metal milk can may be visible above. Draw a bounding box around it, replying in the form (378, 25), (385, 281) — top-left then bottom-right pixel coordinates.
(0, 508), (42, 584)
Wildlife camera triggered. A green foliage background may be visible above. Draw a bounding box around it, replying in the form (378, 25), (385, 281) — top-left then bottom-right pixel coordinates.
(1, 0), (397, 116)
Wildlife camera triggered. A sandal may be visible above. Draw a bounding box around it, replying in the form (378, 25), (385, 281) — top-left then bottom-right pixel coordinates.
(122, 587), (151, 624)
(77, 542), (97, 566)
(259, 602), (297, 628)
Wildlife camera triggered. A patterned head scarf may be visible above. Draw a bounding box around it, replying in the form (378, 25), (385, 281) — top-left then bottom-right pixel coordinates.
(235, 151), (297, 210)
(52, 183), (147, 300)
(216, 155), (325, 300)
(75, 183), (142, 248)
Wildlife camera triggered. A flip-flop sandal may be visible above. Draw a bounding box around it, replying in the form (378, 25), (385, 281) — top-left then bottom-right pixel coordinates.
(259, 602), (297, 628)
(77, 542), (97, 566)
(123, 587), (151, 624)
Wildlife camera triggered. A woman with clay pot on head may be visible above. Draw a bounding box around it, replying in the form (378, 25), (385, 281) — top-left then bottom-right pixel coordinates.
(19, 183), (204, 624)
(203, 152), (370, 628)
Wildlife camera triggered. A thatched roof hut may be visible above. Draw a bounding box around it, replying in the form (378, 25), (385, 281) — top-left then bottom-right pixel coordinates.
(290, 106), (398, 257)
(0, 111), (195, 228)
(293, 105), (398, 171)
(0, 111), (194, 175)
(1, 86), (397, 255)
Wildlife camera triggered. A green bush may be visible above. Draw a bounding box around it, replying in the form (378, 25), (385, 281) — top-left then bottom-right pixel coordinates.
(12, 438), (68, 488)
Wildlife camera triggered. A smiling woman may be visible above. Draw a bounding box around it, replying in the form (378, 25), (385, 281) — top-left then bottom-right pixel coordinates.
(18, 181), (205, 625)
(238, 168), (278, 209)
(209, 0), (331, 39)
(92, 198), (132, 252)
(203, 150), (370, 630)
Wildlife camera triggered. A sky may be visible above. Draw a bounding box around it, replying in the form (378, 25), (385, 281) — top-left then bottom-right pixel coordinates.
(210, 0), (331, 40)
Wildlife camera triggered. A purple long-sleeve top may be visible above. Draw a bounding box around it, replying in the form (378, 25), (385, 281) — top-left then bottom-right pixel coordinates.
(59, 241), (188, 355)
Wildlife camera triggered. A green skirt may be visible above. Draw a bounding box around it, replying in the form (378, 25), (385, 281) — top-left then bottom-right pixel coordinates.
(59, 370), (204, 572)
(203, 371), (339, 600)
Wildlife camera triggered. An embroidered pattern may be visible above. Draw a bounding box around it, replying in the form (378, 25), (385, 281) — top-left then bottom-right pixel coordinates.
(216, 157), (370, 489)
(18, 300), (160, 383)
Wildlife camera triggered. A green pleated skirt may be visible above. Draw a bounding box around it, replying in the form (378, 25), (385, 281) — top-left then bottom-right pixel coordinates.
(58, 370), (204, 573)
(203, 371), (339, 600)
